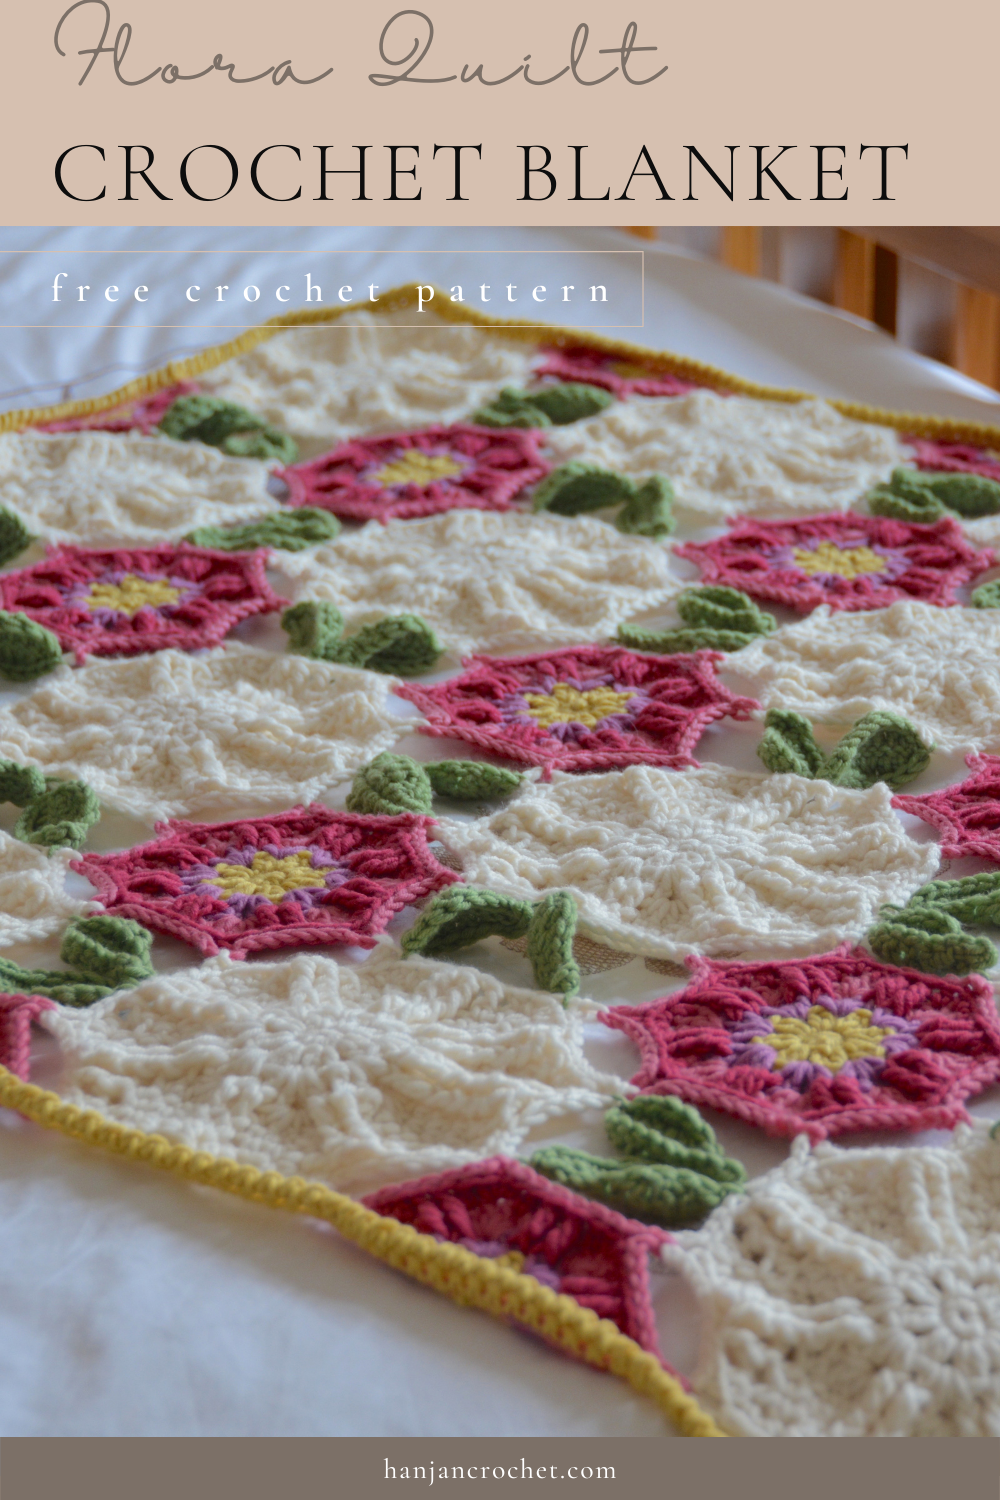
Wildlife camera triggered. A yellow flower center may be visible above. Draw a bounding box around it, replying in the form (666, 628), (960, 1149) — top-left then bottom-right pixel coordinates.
(86, 574), (183, 616)
(523, 681), (635, 729)
(768, 1005), (891, 1073)
(206, 850), (327, 902)
(374, 451), (464, 488)
(791, 541), (887, 580)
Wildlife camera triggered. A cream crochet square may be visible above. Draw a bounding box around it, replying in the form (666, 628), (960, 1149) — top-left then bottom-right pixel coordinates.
(0, 831), (94, 948)
(0, 430), (278, 546)
(281, 510), (682, 658)
(734, 599), (1000, 751)
(663, 1122), (1000, 1435)
(436, 764), (939, 961)
(200, 313), (538, 460)
(0, 645), (419, 825)
(542, 391), (904, 525)
(43, 947), (620, 1193)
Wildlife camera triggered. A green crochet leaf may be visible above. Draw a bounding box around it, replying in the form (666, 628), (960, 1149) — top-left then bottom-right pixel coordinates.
(604, 1095), (745, 1186)
(525, 890), (580, 998)
(524, 383), (613, 425)
(0, 611), (64, 681)
(757, 709), (826, 779)
(424, 761), (523, 802)
(867, 905), (997, 976)
(0, 506), (35, 567)
(528, 1147), (736, 1227)
(615, 476), (676, 540)
(617, 586), (775, 654)
(59, 914), (155, 990)
(13, 779), (101, 851)
(345, 753), (434, 817)
(183, 508), (340, 553)
(281, 601), (443, 676)
(867, 465), (1000, 521)
(0, 955), (114, 1008)
(971, 580), (1000, 610)
(158, 394), (298, 465)
(530, 1094), (746, 1226)
(471, 383), (612, 429)
(757, 708), (930, 791)
(0, 759), (46, 807)
(401, 887), (533, 957)
(909, 871), (1000, 928)
(531, 463), (635, 517)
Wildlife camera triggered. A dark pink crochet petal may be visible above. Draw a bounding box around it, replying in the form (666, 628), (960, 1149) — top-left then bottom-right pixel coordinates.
(363, 1156), (675, 1369)
(34, 383), (200, 436)
(600, 947), (1000, 1142)
(677, 512), (993, 614)
(277, 423), (550, 523)
(534, 346), (706, 399)
(397, 645), (759, 774)
(73, 806), (460, 958)
(894, 753), (1000, 862)
(0, 544), (286, 664)
(0, 994), (55, 1081)
(908, 437), (1000, 483)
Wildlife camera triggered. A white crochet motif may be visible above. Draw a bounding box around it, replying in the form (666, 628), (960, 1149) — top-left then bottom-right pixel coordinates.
(662, 1123), (1000, 1436)
(200, 312), (537, 460)
(0, 430), (277, 545)
(0, 645), (418, 825)
(734, 599), (1000, 751)
(543, 391), (904, 525)
(436, 765), (939, 961)
(0, 831), (94, 948)
(280, 510), (681, 658)
(42, 947), (620, 1193)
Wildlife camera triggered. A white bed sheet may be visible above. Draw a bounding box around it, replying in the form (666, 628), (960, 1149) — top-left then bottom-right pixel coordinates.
(0, 225), (998, 1437)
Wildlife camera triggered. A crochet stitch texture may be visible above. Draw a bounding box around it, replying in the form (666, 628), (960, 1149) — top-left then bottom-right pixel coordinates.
(662, 1122), (1000, 1435)
(0, 830), (95, 949)
(601, 949), (1000, 1141)
(43, 948), (620, 1192)
(0, 645), (419, 824)
(533, 346), (703, 399)
(894, 752), (1000, 861)
(0, 431), (279, 545)
(397, 645), (759, 773)
(363, 1157), (674, 1363)
(734, 600), (1000, 751)
(0, 544), (284, 664)
(279, 424), (549, 522)
(543, 392), (905, 525)
(435, 765), (939, 962)
(75, 806), (459, 958)
(281, 510), (682, 658)
(677, 513), (992, 613)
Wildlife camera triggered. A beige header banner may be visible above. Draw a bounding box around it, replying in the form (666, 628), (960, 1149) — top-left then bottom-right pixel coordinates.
(0, 0), (993, 224)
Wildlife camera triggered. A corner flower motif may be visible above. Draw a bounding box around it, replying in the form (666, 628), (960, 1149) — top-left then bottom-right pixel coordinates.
(396, 644), (759, 773)
(35, 382), (199, 436)
(601, 947), (1000, 1141)
(0, 544), (286, 664)
(278, 423), (550, 523)
(677, 512), (993, 613)
(73, 805), (460, 958)
(533, 346), (704, 399)
(363, 1156), (674, 1364)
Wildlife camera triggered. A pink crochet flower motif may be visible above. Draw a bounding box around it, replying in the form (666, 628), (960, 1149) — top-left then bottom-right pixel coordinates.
(397, 645), (759, 774)
(908, 436), (1000, 483)
(73, 806), (460, 958)
(278, 424), (550, 523)
(0, 544), (286, 664)
(677, 512), (993, 613)
(894, 753), (1000, 862)
(601, 948), (1000, 1142)
(0, 994), (55, 1081)
(34, 382), (199, 436)
(363, 1157), (676, 1368)
(534, 345), (704, 399)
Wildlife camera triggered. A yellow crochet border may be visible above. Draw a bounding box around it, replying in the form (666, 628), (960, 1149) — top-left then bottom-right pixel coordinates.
(3, 281), (1000, 448)
(0, 1063), (725, 1437)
